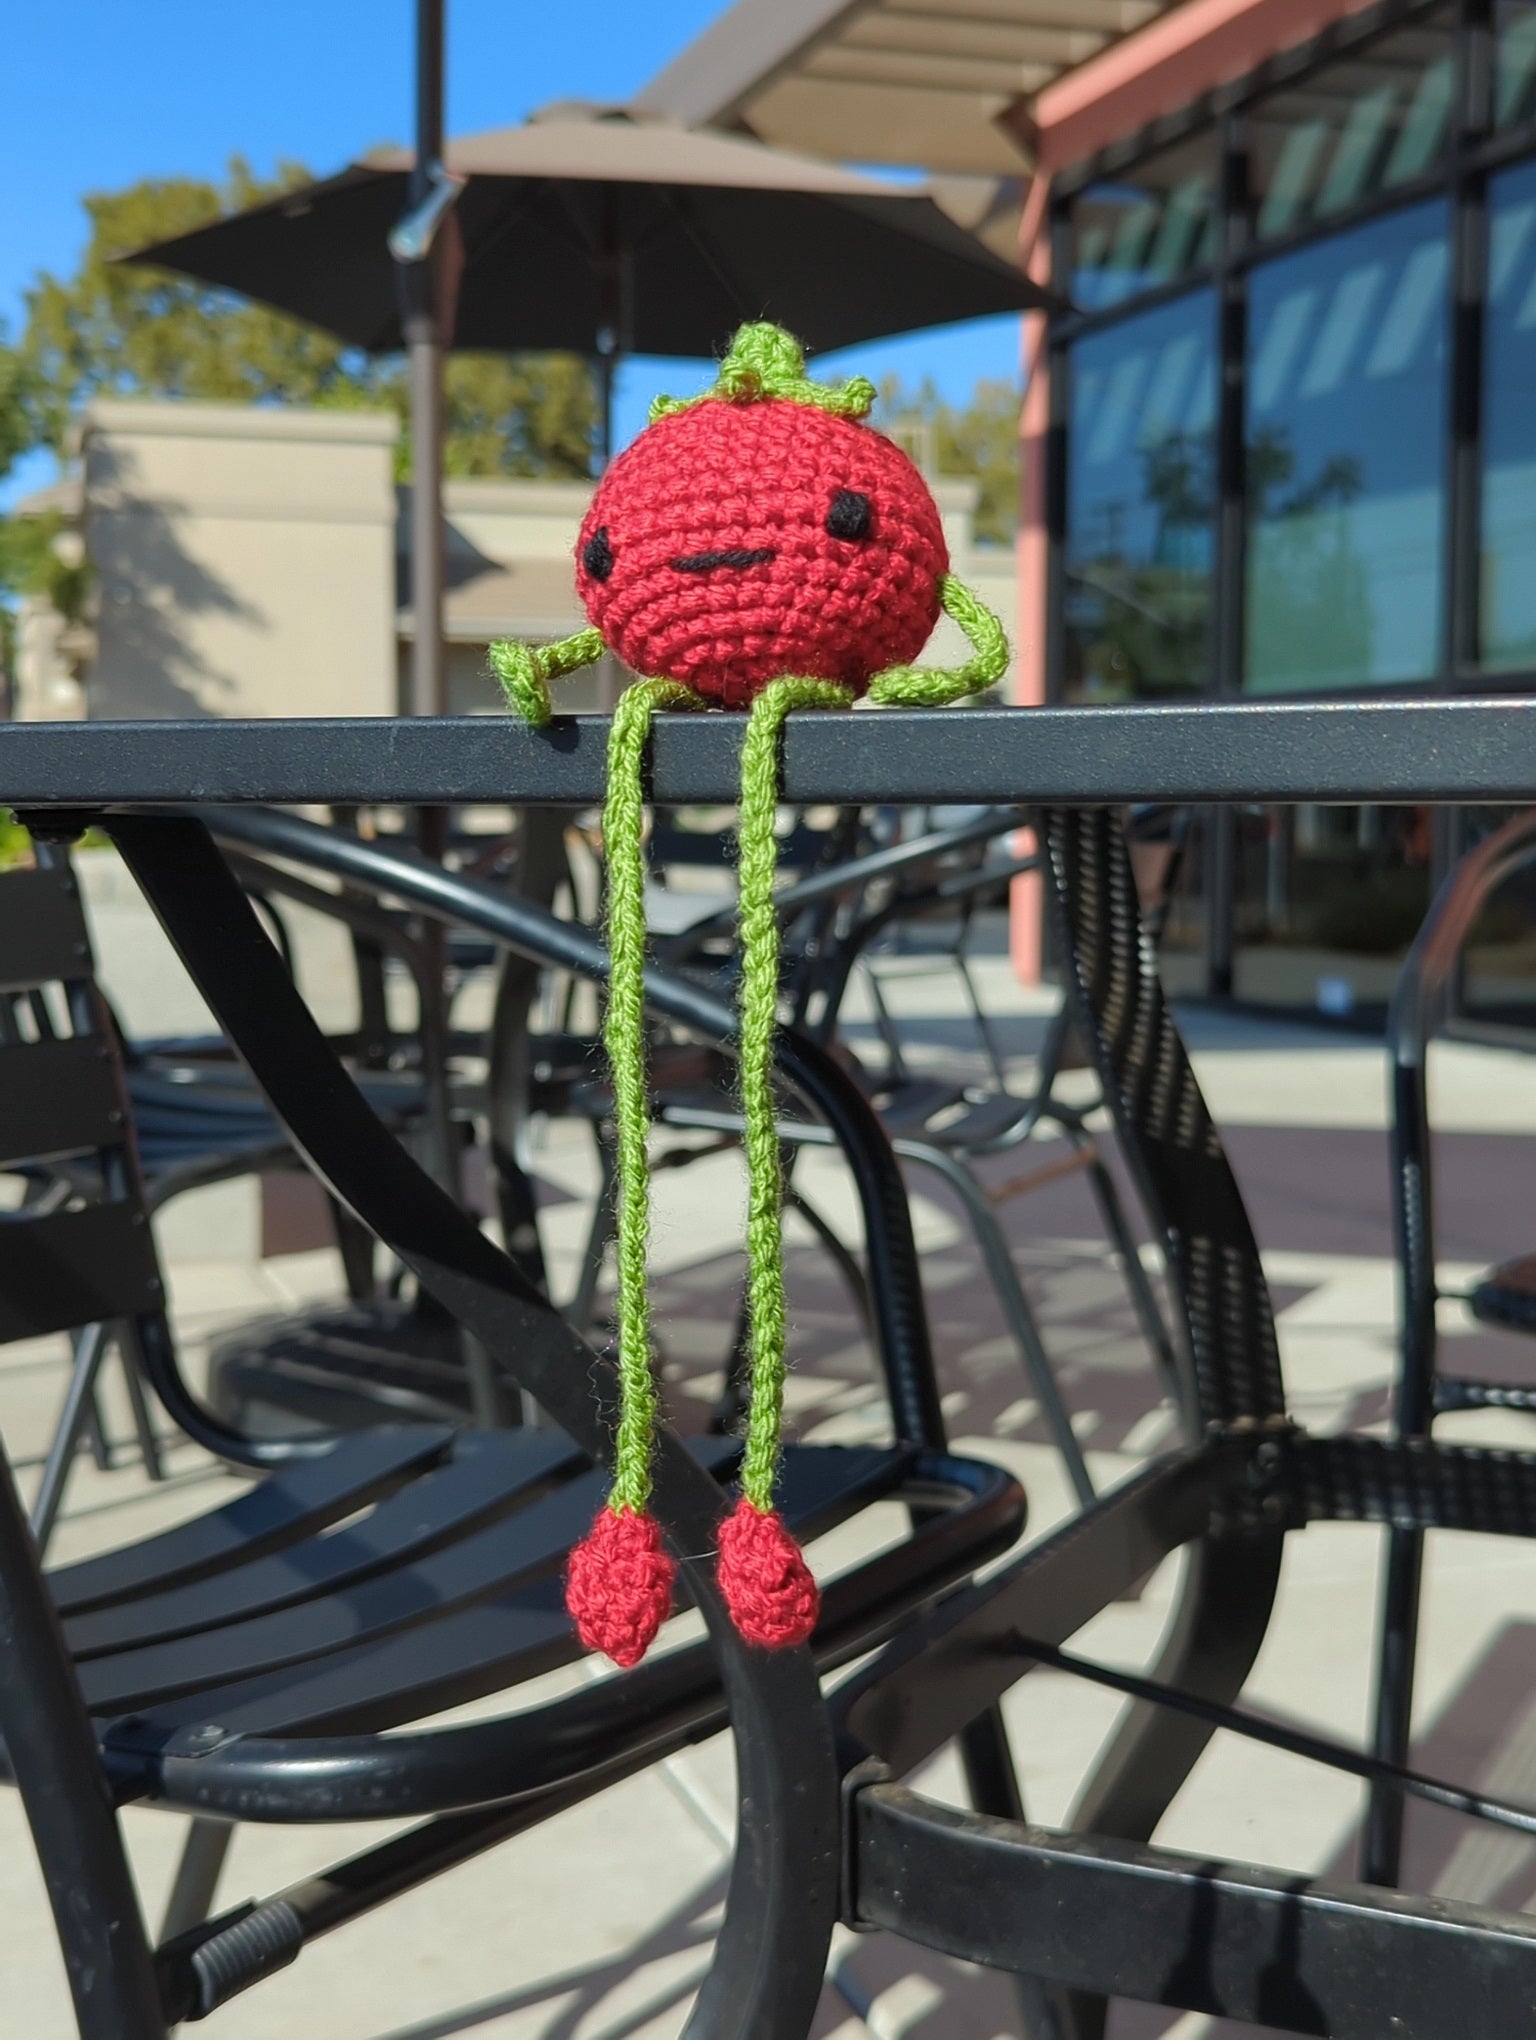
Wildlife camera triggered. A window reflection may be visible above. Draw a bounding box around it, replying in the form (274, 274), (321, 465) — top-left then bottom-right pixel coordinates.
(1070, 131), (1218, 312)
(1498, 0), (1536, 127)
(1248, 12), (1455, 240)
(1481, 158), (1536, 670)
(1063, 292), (1216, 701)
(1245, 201), (1447, 692)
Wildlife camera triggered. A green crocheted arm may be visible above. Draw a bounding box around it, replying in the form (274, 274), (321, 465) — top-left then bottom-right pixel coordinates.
(489, 627), (605, 729)
(866, 574), (1008, 708)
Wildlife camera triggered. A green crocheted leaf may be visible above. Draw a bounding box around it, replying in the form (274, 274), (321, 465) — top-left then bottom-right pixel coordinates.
(649, 322), (876, 427)
(489, 626), (605, 728)
(867, 574), (1009, 707)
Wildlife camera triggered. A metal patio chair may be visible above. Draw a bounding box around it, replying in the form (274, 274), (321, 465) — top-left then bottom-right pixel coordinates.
(16, 830), (476, 1494)
(1367, 803), (1536, 1888)
(0, 848), (168, 1545)
(830, 805), (1536, 2039)
(0, 804), (1026, 2039)
(180, 806), (576, 1435)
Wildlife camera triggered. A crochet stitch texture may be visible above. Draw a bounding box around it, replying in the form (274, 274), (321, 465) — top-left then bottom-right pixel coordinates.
(490, 322), (1009, 1668)
(575, 397), (949, 706)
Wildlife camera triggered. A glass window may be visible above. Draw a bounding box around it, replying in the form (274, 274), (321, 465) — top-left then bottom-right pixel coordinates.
(1497, 1), (1536, 127)
(1248, 13), (1456, 242)
(1481, 159), (1536, 671)
(1232, 805), (1433, 1017)
(1069, 131), (1218, 313)
(1063, 291), (1216, 702)
(1245, 201), (1448, 694)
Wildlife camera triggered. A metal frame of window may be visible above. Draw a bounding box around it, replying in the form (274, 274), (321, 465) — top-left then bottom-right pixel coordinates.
(1047, 0), (1536, 1000)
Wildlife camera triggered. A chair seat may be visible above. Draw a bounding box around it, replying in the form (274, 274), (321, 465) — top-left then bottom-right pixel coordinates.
(35, 1424), (1022, 1780)
(209, 1298), (480, 1435)
(128, 1067), (425, 1175)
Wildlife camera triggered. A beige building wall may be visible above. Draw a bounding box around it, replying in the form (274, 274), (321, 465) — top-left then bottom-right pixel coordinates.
(81, 401), (398, 720)
(31, 400), (1012, 722)
(396, 476), (602, 715)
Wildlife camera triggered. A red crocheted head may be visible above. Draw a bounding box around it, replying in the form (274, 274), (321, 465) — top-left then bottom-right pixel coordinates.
(574, 332), (948, 708)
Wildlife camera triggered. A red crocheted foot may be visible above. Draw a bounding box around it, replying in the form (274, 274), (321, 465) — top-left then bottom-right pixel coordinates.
(565, 1506), (676, 1669)
(716, 1499), (819, 1649)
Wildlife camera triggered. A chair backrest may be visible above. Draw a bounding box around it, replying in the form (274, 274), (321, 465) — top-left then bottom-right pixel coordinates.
(1041, 807), (1287, 1429)
(0, 848), (165, 1350)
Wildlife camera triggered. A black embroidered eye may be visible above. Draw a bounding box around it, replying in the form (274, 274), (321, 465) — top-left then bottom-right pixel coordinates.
(582, 526), (614, 581)
(826, 489), (872, 541)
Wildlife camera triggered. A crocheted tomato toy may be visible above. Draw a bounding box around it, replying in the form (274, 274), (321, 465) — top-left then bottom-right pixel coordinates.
(491, 324), (1007, 1670)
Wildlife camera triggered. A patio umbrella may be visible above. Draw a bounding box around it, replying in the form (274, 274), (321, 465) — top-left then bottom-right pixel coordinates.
(124, 103), (1042, 442)
(121, 99), (1045, 720)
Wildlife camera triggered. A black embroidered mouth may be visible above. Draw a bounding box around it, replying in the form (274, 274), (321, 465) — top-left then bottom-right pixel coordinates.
(671, 547), (776, 573)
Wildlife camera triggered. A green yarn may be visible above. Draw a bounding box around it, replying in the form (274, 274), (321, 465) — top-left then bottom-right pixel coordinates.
(735, 677), (854, 1511)
(603, 678), (706, 1513)
(489, 627), (604, 728)
(650, 323), (876, 428)
(867, 573), (1008, 707)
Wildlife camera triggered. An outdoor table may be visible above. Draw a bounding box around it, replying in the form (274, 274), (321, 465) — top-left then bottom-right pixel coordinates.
(7, 693), (1536, 2040)
(7, 695), (1536, 811)
(8, 696), (1530, 1072)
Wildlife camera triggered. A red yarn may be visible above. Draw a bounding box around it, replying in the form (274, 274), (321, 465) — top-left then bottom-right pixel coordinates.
(716, 1498), (819, 1649)
(565, 1505), (676, 1669)
(575, 397), (948, 707)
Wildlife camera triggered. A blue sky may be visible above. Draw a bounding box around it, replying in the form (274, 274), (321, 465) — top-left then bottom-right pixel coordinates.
(2, 0), (1021, 501)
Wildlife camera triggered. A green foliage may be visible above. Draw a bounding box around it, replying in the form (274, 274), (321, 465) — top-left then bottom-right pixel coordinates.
(0, 510), (90, 623)
(878, 373), (1020, 545)
(19, 158), (598, 478)
(0, 342), (37, 480)
(437, 355), (596, 480)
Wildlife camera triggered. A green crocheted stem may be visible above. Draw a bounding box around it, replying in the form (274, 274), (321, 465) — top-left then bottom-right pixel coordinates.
(489, 627), (605, 729)
(736, 677), (855, 1512)
(866, 574), (1008, 707)
(604, 678), (706, 1514)
(650, 323), (875, 428)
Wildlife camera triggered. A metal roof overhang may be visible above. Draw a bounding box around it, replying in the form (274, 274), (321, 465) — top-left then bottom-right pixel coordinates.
(634, 0), (1187, 178)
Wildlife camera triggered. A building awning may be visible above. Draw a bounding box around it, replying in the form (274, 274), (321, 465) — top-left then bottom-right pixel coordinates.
(635, 0), (1185, 178)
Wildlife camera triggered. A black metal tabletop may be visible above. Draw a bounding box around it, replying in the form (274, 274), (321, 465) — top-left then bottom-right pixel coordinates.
(5, 696), (1536, 808)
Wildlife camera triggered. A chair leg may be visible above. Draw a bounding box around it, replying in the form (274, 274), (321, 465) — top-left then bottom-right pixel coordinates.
(327, 1193), (378, 1302)
(568, 1128), (616, 1333)
(81, 1390), (114, 1472)
(784, 1185), (875, 1339)
(898, 1140), (1095, 1510)
(859, 958), (909, 1084)
(117, 1321), (166, 1484)
(710, 1284), (754, 1435)
(1362, 1523), (1425, 1889)
(1057, 1525), (1286, 2040)
(959, 1709), (1073, 2039)
(31, 1321), (113, 1555)
(160, 1817), (235, 1942)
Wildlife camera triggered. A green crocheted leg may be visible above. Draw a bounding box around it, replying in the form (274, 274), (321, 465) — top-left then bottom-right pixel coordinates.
(865, 574), (1008, 708)
(603, 678), (706, 1513)
(489, 627), (605, 729)
(736, 678), (854, 1512)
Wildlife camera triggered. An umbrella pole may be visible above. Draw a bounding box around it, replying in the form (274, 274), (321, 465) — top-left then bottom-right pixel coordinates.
(408, 338), (446, 720)
(400, 0), (464, 1216)
(407, 0), (448, 722)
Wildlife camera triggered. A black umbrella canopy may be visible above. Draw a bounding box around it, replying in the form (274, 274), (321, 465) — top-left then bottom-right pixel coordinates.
(120, 104), (1047, 357)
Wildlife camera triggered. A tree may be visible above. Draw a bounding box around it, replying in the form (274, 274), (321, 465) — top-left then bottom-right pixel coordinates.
(20, 158), (597, 478)
(877, 373), (1019, 545)
(0, 338), (75, 680)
